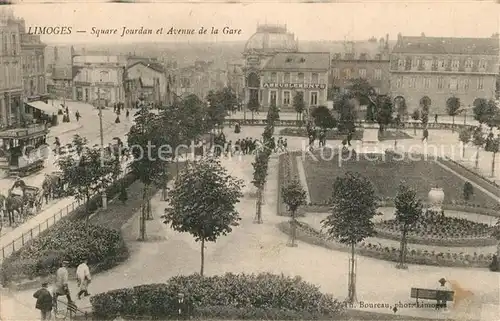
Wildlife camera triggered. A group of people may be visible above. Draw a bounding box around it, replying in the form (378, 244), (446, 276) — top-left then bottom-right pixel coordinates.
(33, 259), (92, 320)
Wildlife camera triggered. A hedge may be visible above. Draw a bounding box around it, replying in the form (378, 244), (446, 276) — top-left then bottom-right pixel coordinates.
(1, 220), (128, 283)
(279, 127), (364, 141)
(90, 273), (345, 320)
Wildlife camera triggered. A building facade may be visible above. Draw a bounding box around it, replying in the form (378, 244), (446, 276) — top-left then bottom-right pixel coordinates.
(390, 33), (500, 114)
(126, 61), (166, 104)
(0, 12), (22, 127)
(243, 24), (329, 113)
(72, 55), (126, 106)
(173, 60), (227, 100)
(329, 36), (391, 97)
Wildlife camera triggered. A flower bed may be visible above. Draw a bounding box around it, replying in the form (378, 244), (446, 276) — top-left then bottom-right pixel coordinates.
(90, 273), (345, 320)
(375, 210), (496, 247)
(277, 221), (494, 269)
(279, 127), (364, 140)
(277, 152), (308, 217)
(1, 220), (128, 284)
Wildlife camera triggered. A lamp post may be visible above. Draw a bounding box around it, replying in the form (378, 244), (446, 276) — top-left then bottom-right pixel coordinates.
(97, 72), (106, 209)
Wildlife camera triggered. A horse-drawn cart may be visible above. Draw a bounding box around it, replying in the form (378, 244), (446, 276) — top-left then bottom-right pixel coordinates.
(23, 185), (43, 214)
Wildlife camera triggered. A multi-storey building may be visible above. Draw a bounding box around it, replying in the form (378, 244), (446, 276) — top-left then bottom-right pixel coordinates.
(72, 55), (126, 106)
(329, 36), (391, 97)
(390, 33), (500, 114)
(226, 60), (245, 105)
(243, 24), (329, 113)
(173, 60), (227, 100)
(47, 46), (75, 101)
(126, 61), (166, 105)
(0, 11), (22, 127)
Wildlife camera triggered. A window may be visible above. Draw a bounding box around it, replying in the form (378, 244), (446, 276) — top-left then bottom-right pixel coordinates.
(478, 77), (484, 90)
(298, 72), (304, 83)
(464, 79), (469, 90)
(283, 91), (291, 105)
(343, 68), (351, 79)
(396, 77), (402, 88)
(270, 72), (277, 82)
(449, 78), (458, 90)
(310, 92), (318, 106)
(11, 34), (16, 55)
(359, 69), (367, 78)
(332, 68), (340, 79)
(359, 53), (367, 60)
(438, 59), (446, 69)
(269, 90), (277, 105)
(451, 59), (460, 70)
(479, 59), (487, 70)
(311, 73), (319, 83)
(465, 58), (473, 69)
(437, 77), (444, 89)
(424, 78), (431, 89)
(424, 59), (432, 70)
(409, 77), (416, 88)
(397, 59), (405, 69)
(411, 57), (420, 69)
(374, 69), (382, 80)
(283, 72), (290, 83)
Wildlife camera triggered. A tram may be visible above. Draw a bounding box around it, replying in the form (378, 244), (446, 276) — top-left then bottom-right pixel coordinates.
(0, 123), (50, 177)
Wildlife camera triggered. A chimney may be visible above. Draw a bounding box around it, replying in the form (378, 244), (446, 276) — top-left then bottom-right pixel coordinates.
(397, 33), (402, 44)
(421, 32), (426, 37)
(386, 34), (389, 49)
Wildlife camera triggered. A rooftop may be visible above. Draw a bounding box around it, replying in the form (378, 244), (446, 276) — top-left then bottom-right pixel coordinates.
(127, 61), (165, 73)
(393, 35), (500, 55)
(263, 52), (330, 71)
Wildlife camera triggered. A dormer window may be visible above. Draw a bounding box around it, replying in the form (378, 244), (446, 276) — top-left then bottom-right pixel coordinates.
(299, 58), (306, 63)
(464, 58), (473, 69)
(451, 59), (460, 70)
(479, 59), (487, 70)
(397, 59), (404, 68)
(285, 57), (293, 63)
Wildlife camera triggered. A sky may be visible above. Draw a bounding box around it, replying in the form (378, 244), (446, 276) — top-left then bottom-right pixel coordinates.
(6, 1), (500, 44)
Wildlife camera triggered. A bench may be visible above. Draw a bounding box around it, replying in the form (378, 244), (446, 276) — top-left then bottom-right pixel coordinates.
(410, 288), (454, 305)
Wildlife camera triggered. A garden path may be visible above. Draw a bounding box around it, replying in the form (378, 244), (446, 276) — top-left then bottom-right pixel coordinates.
(1, 126), (499, 321)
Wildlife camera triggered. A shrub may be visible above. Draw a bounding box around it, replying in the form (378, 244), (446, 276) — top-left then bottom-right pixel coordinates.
(90, 273), (345, 320)
(1, 221), (128, 283)
(463, 182), (474, 201)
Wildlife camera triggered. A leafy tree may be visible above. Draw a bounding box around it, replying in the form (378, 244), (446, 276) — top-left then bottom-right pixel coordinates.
(346, 78), (375, 106)
(473, 98), (496, 124)
(411, 109), (420, 135)
(218, 86), (238, 114)
(491, 219), (500, 271)
(281, 179), (307, 247)
(252, 149), (271, 224)
(334, 93), (356, 134)
(321, 172), (378, 303)
(485, 133), (500, 177)
(463, 182), (474, 201)
(247, 95), (260, 121)
(72, 134), (88, 156)
(374, 95), (393, 132)
(446, 97), (461, 130)
(179, 94), (206, 141)
(267, 99), (280, 123)
(472, 127), (485, 169)
(205, 90), (226, 132)
(163, 159), (244, 275)
(458, 128), (472, 159)
(394, 183), (423, 269)
(57, 138), (116, 217)
(128, 107), (167, 240)
(420, 97), (431, 127)
(311, 106), (337, 131)
(292, 91), (306, 122)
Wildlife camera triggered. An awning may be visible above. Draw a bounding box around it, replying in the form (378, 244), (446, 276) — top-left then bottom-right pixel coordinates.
(26, 101), (57, 114)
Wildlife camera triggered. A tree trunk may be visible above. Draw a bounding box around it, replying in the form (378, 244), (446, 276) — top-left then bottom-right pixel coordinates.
(254, 187), (263, 224)
(462, 143), (465, 159)
(475, 147), (480, 169)
(452, 115), (455, 131)
(492, 152), (496, 178)
(288, 209), (297, 247)
(413, 124), (417, 136)
(497, 241), (500, 271)
(348, 243), (356, 303)
(139, 186), (147, 240)
(397, 229), (407, 269)
(145, 183), (153, 220)
(200, 238), (205, 276)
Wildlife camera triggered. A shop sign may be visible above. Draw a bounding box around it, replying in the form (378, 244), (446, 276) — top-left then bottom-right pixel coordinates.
(263, 83), (326, 89)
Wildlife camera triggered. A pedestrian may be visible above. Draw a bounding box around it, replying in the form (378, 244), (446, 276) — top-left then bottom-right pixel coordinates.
(33, 282), (53, 320)
(75, 111), (81, 122)
(347, 130), (353, 147)
(422, 128), (429, 142)
(126, 109), (130, 119)
(76, 259), (91, 299)
(434, 114), (438, 123)
(283, 138), (288, 151)
(53, 260), (73, 304)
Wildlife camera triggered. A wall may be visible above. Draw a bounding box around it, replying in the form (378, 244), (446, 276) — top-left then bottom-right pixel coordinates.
(126, 63), (166, 99)
(330, 59), (390, 94)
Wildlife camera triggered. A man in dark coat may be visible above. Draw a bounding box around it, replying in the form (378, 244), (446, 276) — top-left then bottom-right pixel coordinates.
(33, 282), (53, 320)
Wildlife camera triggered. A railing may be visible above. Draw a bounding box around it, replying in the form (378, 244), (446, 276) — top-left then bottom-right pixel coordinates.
(0, 198), (83, 261)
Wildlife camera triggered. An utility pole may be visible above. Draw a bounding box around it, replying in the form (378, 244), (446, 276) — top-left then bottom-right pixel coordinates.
(98, 75), (106, 209)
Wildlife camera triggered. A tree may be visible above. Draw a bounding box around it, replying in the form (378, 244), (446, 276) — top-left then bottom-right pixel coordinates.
(163, 159), (244, 276)
(346, 78), (375, 106)
(218, 86), (238, 115)
(321, 172), (378, 303)
(411, 109), (420, 135)
(311, 106), (336, 131)
(128, 107), (167, 240)
(179, 94), (206, 140)
(473, 98), (496, 124)
(252, 149), (271, 224)
(446, 97), (461, 130)
(267, 99), (280, 123)
(458, 128), (472, 159)
(485, 133), (500, 177)
(393, 183), (423, 269)
(281, 179), (307, 247)
(293, 91), (306, 122)
(205, 90), (226, 132)
(334, 93), (356, 133)
(57, 137), (117, 217)
(420, 97), (431, 127)
(491, 219), (500, 271)
(374, 95), (393, 132)
(472, 127), (485, 169)
(72, 134), (88, 156)
(247, 95), (260, 121)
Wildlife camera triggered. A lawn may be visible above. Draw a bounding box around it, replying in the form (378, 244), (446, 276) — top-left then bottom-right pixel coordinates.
(303, 152), (498, 208)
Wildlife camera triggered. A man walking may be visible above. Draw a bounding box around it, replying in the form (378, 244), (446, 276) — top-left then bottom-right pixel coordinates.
(54, 260), (73, 304)
(33, 282), (53, 320)
(76, 259), (91, 299)
(422, 127), (429, 142)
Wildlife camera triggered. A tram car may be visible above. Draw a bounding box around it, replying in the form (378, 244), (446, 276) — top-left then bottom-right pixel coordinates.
(0, 124), (50, 177)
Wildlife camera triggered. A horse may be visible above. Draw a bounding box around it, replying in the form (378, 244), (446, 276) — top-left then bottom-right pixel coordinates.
(42, 173), (64, 203)
(5, 194), (26, 225)
(0, 194), (14, 226)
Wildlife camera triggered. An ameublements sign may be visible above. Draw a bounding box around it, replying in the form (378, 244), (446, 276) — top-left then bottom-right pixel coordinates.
(262, 83), (326, 89)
